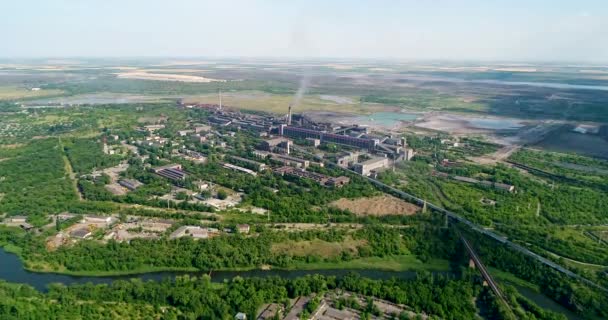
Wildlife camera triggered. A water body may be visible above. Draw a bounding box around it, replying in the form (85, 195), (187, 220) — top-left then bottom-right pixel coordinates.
(0, 248), (411, 292)
(356, 112), (418, 127)
(468, 118), (524, 130)
(0, 248), (579, 318)
(513, 285), (582, 320)
(473, 80), (608, 92)
(24, 93), (174, 105)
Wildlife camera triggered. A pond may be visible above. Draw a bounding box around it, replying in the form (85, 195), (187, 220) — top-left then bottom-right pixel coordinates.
(468, 118), (524, 130)
(355, 112), (419, 128)
(513, 284), (583, 320)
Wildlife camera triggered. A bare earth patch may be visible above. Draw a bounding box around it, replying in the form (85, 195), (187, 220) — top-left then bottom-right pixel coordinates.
(116, 72), (225, 83)
(331, 195), (419, 216)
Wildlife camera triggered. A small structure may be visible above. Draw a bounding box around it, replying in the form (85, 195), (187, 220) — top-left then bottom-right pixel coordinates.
(170, 226), (209, 240)
(223, 163), (257, 176)
(306, 137), (321, 147)
(153, 164), (187, 181)
(70, 227), (92, 239)
(118, 179), (143, 191)
(177, 129), (194, 137)
(237, 224), (250, 234)
(9, 216), (27, 223)
(180, 149), (208, 164)
(229, 156), (267, 172)
(269, 153), (310, 169)
(56, 213), (76, 221)
(83, 215), (113, 225)
(194, 180), (210, 191)
(194, 125), (212, 133)
(323, 307), (355, 320)
(336, 151), (359, 168)
(257, 304), (283, 320)
(235, 312), (247, 320)
(142, 124), (165, 132)
(327, 176), (350, 188)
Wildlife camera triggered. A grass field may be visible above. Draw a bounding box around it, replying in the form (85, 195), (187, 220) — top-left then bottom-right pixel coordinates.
(19, 254), (449, 276)
(0, 86), (64, 100)
(289, 255), (450, 272)
(271, 237), (365, 258)
(488, 267), (540, 291)
(182, 91), (386, 114)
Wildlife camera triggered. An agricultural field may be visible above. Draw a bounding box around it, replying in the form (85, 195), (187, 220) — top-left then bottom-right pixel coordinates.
(0, 86), (63, 100)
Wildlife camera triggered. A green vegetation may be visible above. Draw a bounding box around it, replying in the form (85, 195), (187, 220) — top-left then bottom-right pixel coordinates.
(0, 222), (455, 274)
(0, 86), (64, 100)
(63, 138), (123, 174)
(0, 139), (77, 218)
(0, 272), (482, 320)
(1, 65), (607, 319)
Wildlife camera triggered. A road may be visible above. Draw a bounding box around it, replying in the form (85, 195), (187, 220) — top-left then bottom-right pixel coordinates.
(293, 146), (607, 292)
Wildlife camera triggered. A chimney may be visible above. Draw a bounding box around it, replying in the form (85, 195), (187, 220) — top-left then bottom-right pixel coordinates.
(287, 104), (292, 125)
(218, 89), (222, 110)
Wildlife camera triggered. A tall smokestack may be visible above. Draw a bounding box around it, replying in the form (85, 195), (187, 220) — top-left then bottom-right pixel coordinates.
(287, 104), (292, 125)
(218, 89), (222, 110)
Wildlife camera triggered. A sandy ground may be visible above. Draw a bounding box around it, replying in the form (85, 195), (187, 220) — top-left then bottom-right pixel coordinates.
(116, 72), (225, 83)
(330, 195), (419, 216)
(318, 95), (355, 104)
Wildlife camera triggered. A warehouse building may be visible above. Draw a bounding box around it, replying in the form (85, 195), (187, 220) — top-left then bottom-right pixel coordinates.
(353, 157), (390, 176)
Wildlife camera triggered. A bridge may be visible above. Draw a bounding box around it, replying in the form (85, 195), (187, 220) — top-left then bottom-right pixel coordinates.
(292, 146), (607, 292)
(460, 233), (507, 303)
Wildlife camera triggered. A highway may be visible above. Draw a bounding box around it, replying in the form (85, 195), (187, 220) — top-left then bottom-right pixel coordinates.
(293, 146), (607, 292)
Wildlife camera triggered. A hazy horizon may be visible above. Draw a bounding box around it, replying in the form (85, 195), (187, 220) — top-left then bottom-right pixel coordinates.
(1, 0), (607, 62)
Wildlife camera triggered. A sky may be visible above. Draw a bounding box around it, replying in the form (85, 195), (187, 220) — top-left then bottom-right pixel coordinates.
(1, 0), (607, 62)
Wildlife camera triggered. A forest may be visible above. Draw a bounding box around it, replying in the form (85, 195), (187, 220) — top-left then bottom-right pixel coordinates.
(0, 273), (482, 320)
(0, 139), (78, 219)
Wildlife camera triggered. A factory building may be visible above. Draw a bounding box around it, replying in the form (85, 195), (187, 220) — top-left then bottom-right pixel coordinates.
(152, 164), (187, 181)
(118, 179), (143, 191)
(273, 166), (350, 188)
(279, 125), (378, 151)
(353, 157), (390, 176)
(270, 153), (310, 168)
(229, 156), (267, 171)
(336, 151), (360, 168)
(258, 137), (292, 154)
(222, 163), (257, 176)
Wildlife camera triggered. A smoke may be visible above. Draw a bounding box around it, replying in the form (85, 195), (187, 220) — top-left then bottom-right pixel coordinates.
(291, 74), (310, 108)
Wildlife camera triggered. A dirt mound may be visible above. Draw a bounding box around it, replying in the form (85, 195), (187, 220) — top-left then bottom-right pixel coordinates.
(331, 195), (419, 216)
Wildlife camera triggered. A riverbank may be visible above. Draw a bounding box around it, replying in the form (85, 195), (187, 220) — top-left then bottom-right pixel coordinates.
(7, 246), (448, 277)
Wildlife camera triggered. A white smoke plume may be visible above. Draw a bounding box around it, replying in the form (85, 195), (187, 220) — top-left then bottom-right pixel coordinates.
(291, 73), (310, 108)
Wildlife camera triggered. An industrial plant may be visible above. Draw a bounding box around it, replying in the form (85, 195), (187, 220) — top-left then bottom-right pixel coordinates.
(181, 100), (416, 177)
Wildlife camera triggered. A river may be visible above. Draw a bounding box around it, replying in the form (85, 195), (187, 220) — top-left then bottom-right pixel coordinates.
(0, 248), (581, 318)
(0, 248), (414, 292)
